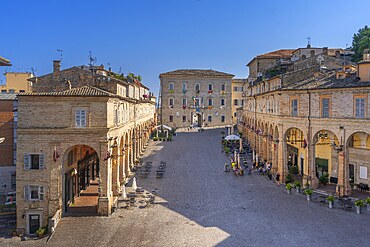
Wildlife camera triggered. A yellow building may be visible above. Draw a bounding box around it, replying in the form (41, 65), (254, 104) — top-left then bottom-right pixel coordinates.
(231, 79), (246, 124)
(0, 72), (33, 93)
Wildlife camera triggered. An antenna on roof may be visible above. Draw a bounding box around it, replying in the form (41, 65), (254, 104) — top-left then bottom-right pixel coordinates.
(57, 49), (63, 61)
(88, 51), (97, 67)
(88, 51), (97, 85)
(306, 37), (311, 48)
(30, 67), (37, 76)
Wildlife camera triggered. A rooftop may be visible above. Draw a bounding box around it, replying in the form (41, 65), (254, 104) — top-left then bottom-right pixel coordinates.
(19, 85), (114, 97)
(0, 93), (17, 100)
(160, 69), (234, 77)
(0, 56), (11, 66)
(282, 72), (370, 91)
(247, 49), (295, 66)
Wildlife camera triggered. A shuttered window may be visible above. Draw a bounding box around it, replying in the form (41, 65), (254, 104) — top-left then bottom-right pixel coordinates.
(24, 154), (44, 170)
(24, 185), (44, 201)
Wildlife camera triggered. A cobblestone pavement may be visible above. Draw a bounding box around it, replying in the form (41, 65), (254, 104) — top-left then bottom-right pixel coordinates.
(2, 129), (370, 246)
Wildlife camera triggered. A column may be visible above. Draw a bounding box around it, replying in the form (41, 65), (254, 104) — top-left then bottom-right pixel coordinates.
(98, 142), (111, 216)
(277, 130), (286, 183)
(336, 148), (351, 196)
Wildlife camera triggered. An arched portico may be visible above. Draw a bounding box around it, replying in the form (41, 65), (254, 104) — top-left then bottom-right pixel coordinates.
(61, 144), (100, 215)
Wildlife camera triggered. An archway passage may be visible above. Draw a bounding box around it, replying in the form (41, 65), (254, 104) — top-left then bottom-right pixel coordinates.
(313, 130), (339, 193)
(346, 131), (370, 198)
(63, 145), (100, 216)
(285, 127), (305, 176)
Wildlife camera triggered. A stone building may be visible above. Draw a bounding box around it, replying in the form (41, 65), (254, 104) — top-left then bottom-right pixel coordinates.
(240, 50), (370, 197)
(231, 79), (246, 124)
(159, 69), (234, 128)
(16, 62), (156, 235)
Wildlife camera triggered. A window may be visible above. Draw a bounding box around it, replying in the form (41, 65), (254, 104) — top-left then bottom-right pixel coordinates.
(195, 84), (200, 91)
(75, 109), (86, 128)
(221, 115), (225, 123)
(195, 98), (200, 106)
(169, 83), (174, 90)
(355, 97), (366, 118)
(208, 98), (213, 106)
(182, 98), (187, 106)
(208, 115), (212, 122)
(220, 98), (225, 106)
(182, 83), (187, 91)
(221, 84), (226, 91)
(1, 89), (6, 93)
(9, 89), (15, 93)
(182, 115), (186, 122)
(321, 98), (330, 117)
(169, 115), (173, 122)
(24, 154), (44, 170)
(20, 90), (25, 93)
(114, 107), (118, 125)
(234, 86), (238, 92)
(169, 98), (174, 106)
(208, 84), (213, 91)
(241, 99), (244, 106)
(291, 99), (298, 116)
(24, 185), (44, 201)
(234, 99), (238, 106)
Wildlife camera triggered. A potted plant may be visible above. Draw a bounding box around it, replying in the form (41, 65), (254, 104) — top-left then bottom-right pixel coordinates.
(326, 195), (335, 209)
(36, 227), (47, 237)
(294, 181), (301, 193)
(365, 197), (370, 212)
(286, 183), (292, 195)
(304, 189), (313, 201)
(354, 199), (364, 214)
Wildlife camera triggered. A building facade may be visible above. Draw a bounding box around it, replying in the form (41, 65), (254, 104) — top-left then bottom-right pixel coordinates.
(0, 72), (33, 93)
(16, 62), (156, 235)
(231, 79), (246, 124)
(0, 93), (17, 194)
(240, 50), (370, 197)
(159, 69), (234, 128)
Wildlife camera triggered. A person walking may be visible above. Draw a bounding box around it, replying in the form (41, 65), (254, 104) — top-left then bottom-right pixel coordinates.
(275, 172), (280, 186)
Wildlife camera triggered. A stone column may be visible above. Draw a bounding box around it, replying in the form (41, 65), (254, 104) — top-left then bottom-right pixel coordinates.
(98, 142), (111, 216)
(336, 148), (352, 196)
(277, 130), (286, 183)
(271, 142), (277, 173)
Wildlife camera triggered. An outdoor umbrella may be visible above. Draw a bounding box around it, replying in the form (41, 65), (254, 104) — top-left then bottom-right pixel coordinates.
(224, 135), (240, 141)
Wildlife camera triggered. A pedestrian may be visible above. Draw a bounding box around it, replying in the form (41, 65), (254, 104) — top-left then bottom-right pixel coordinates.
(275, 172), (280, 186)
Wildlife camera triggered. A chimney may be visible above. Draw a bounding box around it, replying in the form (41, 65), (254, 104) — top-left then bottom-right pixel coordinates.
(53, 60), (61, 80)
(322, 47), (328, 55)
(363, 49), (370, 61)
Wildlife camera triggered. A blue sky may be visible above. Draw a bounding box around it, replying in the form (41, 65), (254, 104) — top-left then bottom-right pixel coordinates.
(1, 0), (369, 95)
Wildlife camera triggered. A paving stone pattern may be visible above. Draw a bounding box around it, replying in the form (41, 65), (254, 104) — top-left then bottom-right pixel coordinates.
(2, 129), (370, 246)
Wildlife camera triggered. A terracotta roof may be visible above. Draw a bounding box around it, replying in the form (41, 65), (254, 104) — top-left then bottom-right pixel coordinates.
(160, 69), (234, 77)
(232, 78), (247, 83)
(0, 56), (11, 66)
(19, 85), (114, 97)
(0, 93), (17, 100)
(247, 49), (295, 66)
(282, 72), (370, 90)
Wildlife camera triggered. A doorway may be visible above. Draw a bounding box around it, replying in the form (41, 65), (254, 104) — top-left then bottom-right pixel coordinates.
(29, 214), (40, 234)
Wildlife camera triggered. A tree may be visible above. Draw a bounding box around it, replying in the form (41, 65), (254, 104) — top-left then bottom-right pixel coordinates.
(352, 25), (370, 62)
